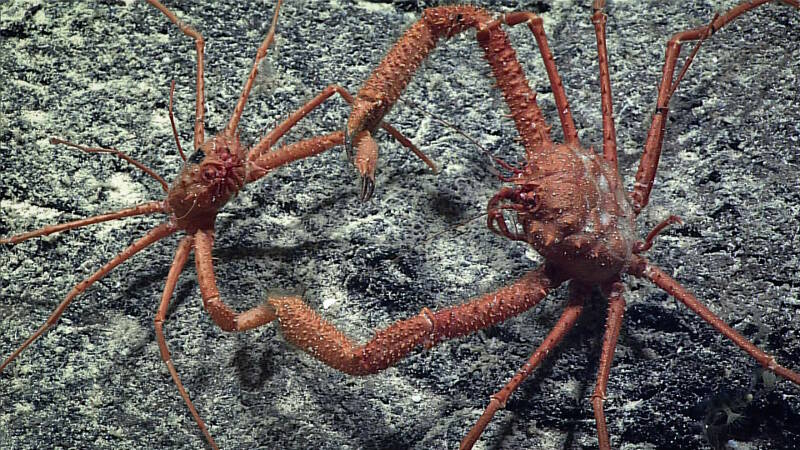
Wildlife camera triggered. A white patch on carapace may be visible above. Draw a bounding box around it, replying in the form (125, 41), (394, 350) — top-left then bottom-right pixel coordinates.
(599, 212), (611, 227)
(583, 217), (595, 234)
(573, 147), (597, 176)
(597, 173), (610, 195)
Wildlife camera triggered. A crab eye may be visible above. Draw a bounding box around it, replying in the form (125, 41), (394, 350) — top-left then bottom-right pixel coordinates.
(188, 151), (205, 164)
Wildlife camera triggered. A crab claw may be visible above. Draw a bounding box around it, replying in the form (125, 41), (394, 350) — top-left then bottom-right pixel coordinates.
(351, 130), (379, 201)
(487, 187), (520, 240)
(359, 175), (375, 202)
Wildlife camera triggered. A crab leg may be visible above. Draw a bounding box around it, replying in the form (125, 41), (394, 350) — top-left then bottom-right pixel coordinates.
(153, 236), (220, 450)
(0, 222), (178, 373)
(631, 0), (800, 213)
(249, 85), (428, 164)
(345, 6), (552, 199)
(629, 255), (800, 386)
(248, 132), (346, 183)
(193, 228), (277, 332)
(50, 138), (170, 191)
(266, 266), (562, 375)
(246, 84), (434, 184)
(145, 0), (207, 149)
(168, 80), (187, 162)
(0, 201), (165, 245)
(591, 0), (619, 169)
(225, 0), (282, 134)
(478, 11), (579, 149)
(460, 285), (586, 450)
(591, 281), (626, 450)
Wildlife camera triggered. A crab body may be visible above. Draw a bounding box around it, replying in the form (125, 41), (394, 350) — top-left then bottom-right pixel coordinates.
(167, 133), (247, 230)
(491, 143), (637, 283)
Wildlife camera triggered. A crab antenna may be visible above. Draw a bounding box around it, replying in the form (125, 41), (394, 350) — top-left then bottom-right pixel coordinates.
(168, 79), (187, 161)
(50, 138), (170, 192)
(225, 0), (283, 134)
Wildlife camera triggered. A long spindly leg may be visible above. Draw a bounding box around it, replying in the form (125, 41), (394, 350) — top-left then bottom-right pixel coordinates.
(631, 0), (800, 213)
(629, 255), (800, 386)
(460, 285), (587, 450)
(249, 85), (355, 160)
(1, 138), (170, 245)
(225, 0), (283, 134)
(247, 132), (345, 183)
(168, 79), (187, 162)
(591, 0), (619, 169)
(154, 236), (219, 450)
(145, 0), (207, 150)
(265, 266), (562, 375)
(591, 281), (626, 450)
(0, 201), (165, 245)
(0, 222), (178, 373)
(478, 11), (579, 148)
(246, 84), (436, 192)
(193, 228), (277, 332)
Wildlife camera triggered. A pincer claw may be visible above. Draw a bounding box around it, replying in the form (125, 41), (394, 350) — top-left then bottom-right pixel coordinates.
(360, 175), (375, 202)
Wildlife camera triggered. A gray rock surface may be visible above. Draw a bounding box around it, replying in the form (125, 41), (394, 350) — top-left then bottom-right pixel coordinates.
(1, 0), (798, 449)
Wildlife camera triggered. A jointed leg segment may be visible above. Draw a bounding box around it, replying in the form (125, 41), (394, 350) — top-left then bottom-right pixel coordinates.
(194, 228), (278, 332)
(591, 281), (626, 450)
(630, 255), (800, 386)
(246, 84), (435, 185)
(267, 266), (562, 375)
(247, 132), (346, 183)
(0, 201), (165, 245)
(631, 0), (800, 213)
(50, 138), (170, 192)
(145, 0), (207, 149)
(460, 285), (586, 450)
(478, 11), (579, 149)
(225, 0), (283, 134)
(345, 6), (558, 199)
(0, 223), (178, 373)
(153, 236), (219, 450)
(5, 2), (799, 449)
(591, 0), (619, 169)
